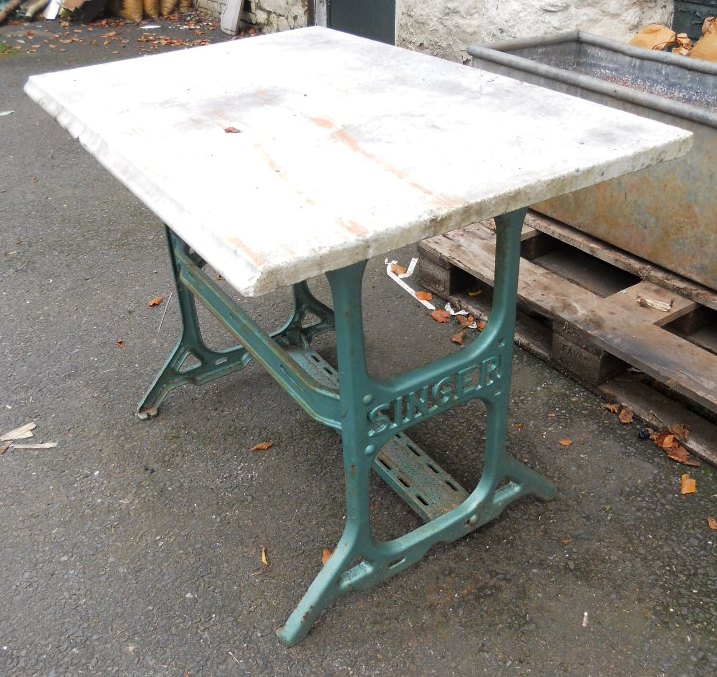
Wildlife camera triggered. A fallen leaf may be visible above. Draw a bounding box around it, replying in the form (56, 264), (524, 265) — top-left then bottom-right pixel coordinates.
(456, 314), (475, 329)
(476, 319), (487, 331)
(665, 444), (700, 467)
(680, 473), (697, 495)
(668, 423), (689, 441)
(708, 516), (717, 531)
(559, 439), (573, 447)
(390, 263), (407, 276)
(415, 291), (433, 302)
(117, 339), (125, 349)
(560, 538), (573, 546)
(260, 546), (270, 568)
(224, 126), (241, 133)
(467, 289), (482, 297)
(451, 331), (466, 345)
(251, 441), (273, 451)
(602, 403), (620, 414)
(618, 408), (634, 424)
(148, 296), (163, 307)
(512, 422), (525, 430)
(658, 433), (676, 450)
(431, 309), (450, 323)
(321, 549), (332, 566)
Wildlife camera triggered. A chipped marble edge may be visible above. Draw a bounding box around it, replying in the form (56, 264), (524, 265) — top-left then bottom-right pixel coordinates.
(24, 76), (693, 298)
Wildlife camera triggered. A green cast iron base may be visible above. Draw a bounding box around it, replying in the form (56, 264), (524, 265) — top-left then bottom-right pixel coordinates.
(138, 211), (556, 647)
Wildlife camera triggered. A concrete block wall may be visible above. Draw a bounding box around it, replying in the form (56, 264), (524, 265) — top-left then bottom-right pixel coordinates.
(196, 1), (674, 63)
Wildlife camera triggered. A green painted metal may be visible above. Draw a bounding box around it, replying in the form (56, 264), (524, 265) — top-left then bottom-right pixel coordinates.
(140, 210), (556, 647)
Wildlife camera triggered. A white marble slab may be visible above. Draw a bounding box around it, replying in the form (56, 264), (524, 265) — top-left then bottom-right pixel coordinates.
(25, 27), (691, 297)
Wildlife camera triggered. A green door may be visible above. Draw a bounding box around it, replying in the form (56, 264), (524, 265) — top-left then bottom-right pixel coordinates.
(328, 0), (396, 45)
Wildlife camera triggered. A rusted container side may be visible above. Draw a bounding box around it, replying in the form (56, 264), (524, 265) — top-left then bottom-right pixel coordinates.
(469, 31), (717, 291)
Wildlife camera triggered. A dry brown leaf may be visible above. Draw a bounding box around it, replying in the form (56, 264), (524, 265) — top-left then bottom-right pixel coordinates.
(321, 549), (332, 566)
(602, 403), (620, 414)
(512, 422), (525, 430)
(618, 407), (634, 424)
(680, 473), (697, 495)
(476, 319), (487, 331)
(668, 423), (689, 441)
(251, 441), (273, 451)
(456, 314), (475, 329)
(707, 516), (717, 531)
(451, 331), (466, 345)
(559, 439), (573, 447)
(390, 263), (407, 276)
(664, 443), (700, 467)
(415, 291), (433, 302)
(224, 126), (241, 133)
(117, 339), (125, 349)
(658, 433), (676, 450)
(260, 545), (270, 568)
(148, 296), (163, 307)
(431, 309), (450, 323)
(560, 538), (573, 546)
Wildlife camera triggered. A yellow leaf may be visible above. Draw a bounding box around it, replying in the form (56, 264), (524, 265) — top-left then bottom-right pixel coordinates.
(251, 441), (273, 451)
(148, 296), (163, 307)
(680, 473), (697, 495)
(708, 516), (717, 531)
(559, 439), (573, 447)
(261, 546), (270, 568)
(415, 291), (433, 301)
(321, 549), (332, 566)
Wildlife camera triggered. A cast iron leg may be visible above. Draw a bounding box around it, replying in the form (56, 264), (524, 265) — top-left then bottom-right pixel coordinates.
(277, 210), (555, 646)
(138, 228), (336, 417)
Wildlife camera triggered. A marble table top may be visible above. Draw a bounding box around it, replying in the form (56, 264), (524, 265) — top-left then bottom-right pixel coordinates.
(25, 27), (691, 296)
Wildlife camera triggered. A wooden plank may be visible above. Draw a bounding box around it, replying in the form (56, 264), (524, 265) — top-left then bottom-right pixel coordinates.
(220, 0), (244, 35)
(607, 281), (697, 327)
(525, 212), (717, 312)
(600, 376), (717, 467)
(423, 223), (717, 415)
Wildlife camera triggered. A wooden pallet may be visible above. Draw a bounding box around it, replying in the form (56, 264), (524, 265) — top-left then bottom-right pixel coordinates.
(418, 212), (717, 465)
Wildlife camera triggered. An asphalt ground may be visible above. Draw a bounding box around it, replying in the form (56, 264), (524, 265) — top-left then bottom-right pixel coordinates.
(1, 13), (716, 676)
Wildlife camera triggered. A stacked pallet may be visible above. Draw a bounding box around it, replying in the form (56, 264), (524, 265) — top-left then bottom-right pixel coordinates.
(419, 212), (717, 465)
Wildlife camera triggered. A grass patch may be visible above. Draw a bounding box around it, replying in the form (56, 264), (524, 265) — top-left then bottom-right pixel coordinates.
(0, 42), (20, 56)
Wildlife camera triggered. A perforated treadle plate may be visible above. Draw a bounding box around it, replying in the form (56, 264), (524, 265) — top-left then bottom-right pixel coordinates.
(285, 347), (469, 522)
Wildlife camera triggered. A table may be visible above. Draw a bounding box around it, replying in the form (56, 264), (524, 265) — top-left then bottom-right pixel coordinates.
(25, 27), (691, 646)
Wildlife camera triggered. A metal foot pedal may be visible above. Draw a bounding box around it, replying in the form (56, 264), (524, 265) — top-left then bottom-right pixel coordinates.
(374, 433), (469, 522)
(285, 347), (469, 522)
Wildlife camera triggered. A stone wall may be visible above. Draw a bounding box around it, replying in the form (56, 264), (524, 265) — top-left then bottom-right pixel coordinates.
(195, 0), (308, 33)
(397, 0), (674, 62)
(196, 1), (674, 63)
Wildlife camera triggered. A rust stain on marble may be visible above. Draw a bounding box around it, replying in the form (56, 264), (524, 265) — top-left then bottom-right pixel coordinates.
(227, 236), (269, 268)
(309, 116), (463, 210)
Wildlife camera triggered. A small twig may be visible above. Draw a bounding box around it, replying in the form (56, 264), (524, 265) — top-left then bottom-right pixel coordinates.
(157, 291), (173, 333)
